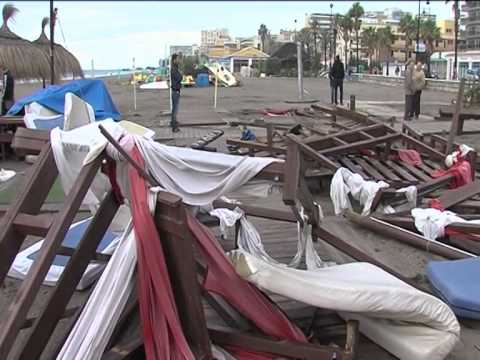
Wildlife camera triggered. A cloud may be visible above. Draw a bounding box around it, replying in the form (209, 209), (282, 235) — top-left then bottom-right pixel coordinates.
(68, 30), (200, 69)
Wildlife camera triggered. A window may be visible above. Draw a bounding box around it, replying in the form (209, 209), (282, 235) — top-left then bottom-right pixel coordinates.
(446, 29), (452, 33)
(448, 40), (454, 45)
(435, 40), (440, 47)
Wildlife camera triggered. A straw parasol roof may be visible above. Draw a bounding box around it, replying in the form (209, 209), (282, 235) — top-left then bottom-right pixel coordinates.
(34, 17), (84, 79)
(0, 4), (51, 79)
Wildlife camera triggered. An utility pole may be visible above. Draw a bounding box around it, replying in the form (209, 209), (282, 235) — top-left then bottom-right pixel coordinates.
(297, 41), (304, 100)
(416, 0), (421, 58)
(49, 1), (57, 85)
(453, 0), (459, 80)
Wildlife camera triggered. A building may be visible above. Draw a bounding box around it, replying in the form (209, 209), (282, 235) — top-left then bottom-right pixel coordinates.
(169, 45), (198, 57)
(305, 13), (333, 31)
(277, 29), (296, 43)
(200, 28), (231, 53)
(207, 46), (269, 73)
(463, 0), (480, 50)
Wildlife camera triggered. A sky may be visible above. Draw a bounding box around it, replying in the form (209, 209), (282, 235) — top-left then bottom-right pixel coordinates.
(0, 1), (456, 70)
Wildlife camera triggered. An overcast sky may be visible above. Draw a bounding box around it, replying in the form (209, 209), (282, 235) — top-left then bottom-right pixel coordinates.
(1, 1), (455, 69)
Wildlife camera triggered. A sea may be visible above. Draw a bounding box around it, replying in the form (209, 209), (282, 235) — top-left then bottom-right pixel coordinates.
(16, 69), (133, 84)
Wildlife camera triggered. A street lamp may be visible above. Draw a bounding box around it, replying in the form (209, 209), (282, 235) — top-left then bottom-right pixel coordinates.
(356, 19), (361, 73)
(330, 3), (333, 64)
(416, 0), (421, 56)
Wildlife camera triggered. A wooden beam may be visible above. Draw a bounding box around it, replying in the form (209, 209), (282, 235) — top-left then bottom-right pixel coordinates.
(447, 78), (466, 153)
(438, 181), (480, 210)
(0, 156), (104, 359)
(318, 133), (401, 156)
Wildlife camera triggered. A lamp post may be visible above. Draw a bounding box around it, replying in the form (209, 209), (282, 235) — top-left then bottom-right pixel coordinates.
(330, 3), (333, 64)
(453, 0), (459, 80)
(49, 1), (57, 85)
(356, 19), (361, 73)
(416, 0), (421, 57)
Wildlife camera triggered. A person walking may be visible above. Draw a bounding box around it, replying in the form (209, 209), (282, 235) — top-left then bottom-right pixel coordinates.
(403, 59), (415, 121)
(170, 53), (182, 132)
(395, 65), (400, 77)
(330, 55), (345, 105)
(1, 69), (14, 116)
(412, 62), (426, 119)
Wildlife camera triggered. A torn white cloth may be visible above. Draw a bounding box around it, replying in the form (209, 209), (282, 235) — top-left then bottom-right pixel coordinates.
(411, 208), (480, 240)
(210, 207), (332, 269)
(445, 144), (474, 168)
(57, 188), (160, 360)
(396, 185), (417, 208)
(0, 169), (15, 183)
(135, 137), (281, 206)
(230, 250), (460, 360)
(57, 221), (136, 360)
(331, 167), (389, 216)
(63, 92), (96, 130)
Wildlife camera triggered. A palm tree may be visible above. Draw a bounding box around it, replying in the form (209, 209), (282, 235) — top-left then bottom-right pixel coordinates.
(336, 14), (353, 69)
(348, 2), (364, 73)
(258, 24), (268, 52)
(399, 13), (416, 62)
(361, 27), (377, 69)
(309, 18), (320, 57)
(376, 26), (395, 75)
(420, 18), (441, 75)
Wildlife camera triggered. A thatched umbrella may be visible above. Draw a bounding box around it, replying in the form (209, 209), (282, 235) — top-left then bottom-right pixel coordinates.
(34, 17), (83, 80)
(0, 4), (51, 79)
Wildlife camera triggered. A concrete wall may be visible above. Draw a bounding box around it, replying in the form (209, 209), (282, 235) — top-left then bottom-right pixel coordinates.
(351, 73), (460, 93)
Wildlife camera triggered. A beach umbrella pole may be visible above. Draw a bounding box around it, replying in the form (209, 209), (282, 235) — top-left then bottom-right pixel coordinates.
(132, 57), (137, 111)
(49, 1), (56, 84)
(214, 69), (219, 108)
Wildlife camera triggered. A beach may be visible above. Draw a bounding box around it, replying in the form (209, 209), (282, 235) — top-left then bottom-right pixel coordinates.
(2, 76), (480, 359)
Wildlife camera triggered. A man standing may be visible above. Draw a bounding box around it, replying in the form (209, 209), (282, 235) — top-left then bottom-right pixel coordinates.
(170, 54), (182, 132)
(330, 55), (345, 105)
(1, 69), (14, 116)
(403, 59), (415, 121)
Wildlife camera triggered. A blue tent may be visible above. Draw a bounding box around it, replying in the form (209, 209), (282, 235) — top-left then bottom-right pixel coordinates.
(8, 79), (121, 121)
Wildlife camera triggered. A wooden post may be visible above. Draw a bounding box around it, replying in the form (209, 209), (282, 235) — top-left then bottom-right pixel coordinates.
(349, 95), (355, 112)
(132, 57), (137, 111)
(214, 69), (218, 109)
(154, 192), (212, 359)
(446, 78), (465, 154)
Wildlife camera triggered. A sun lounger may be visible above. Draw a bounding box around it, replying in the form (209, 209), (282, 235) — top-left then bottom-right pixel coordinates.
(427, 257), (480, 320)
(8, 217), (120, 290)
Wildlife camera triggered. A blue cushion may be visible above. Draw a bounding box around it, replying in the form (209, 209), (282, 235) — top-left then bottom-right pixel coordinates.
(28, 218), (116, 266)
(426, 258), (480, 319)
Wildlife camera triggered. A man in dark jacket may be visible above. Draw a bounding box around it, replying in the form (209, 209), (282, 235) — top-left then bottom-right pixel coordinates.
(1, 69), (14, 115)
(170, 54), (182, 132)
(329, 55), (345, 105)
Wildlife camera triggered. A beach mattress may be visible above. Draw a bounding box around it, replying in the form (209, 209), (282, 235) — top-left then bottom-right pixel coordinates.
(8, 218), (120, 290)
(427, 257), (480, 319)
(230, 250), (460, 360)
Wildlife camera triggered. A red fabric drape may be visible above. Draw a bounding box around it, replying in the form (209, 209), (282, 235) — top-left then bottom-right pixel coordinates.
(129, 147), (194, 360)
(128, 146), (308, 359)
(432, 160), (472, 189)
(186, 213), (307, 343)
(397, 149), (422, 166)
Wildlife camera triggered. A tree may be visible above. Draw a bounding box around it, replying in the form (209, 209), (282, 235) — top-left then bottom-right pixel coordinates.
(399, 13), (417, 62)
(361, 27), (377, 69)
(376, 26), (395, 75)
(309, 18), (320, 57)
(336, 14), (353, 69)
(420, 18), (441, 75)
(297, 27), (313, 59)
(348, 2), (364, 73)
(258, 24), (268, 52)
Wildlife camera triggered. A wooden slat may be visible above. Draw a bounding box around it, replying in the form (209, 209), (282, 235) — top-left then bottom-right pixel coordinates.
(399, 162), (432, 182)
(354, 157), (385, 180)
(303, 124), (384, 146)
(384, 160), (419, 183)
(318, 133), (402, 157)
(13, 213), (53, 237)
(438, 181), (480, 209)
(0, 156), (104, 359)
(338, 157), (369, 179)
(364, 157), (401, 181)
(0, 144), (58, 286)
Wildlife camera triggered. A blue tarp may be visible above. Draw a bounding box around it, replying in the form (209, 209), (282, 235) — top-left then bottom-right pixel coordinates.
(8, 79), (121, 120)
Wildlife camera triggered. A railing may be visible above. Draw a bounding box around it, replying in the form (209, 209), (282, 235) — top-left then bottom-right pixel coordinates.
(351, 73), (460, 93)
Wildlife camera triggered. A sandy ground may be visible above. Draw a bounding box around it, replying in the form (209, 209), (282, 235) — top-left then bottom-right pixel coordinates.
(1, 76), (479, 359)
